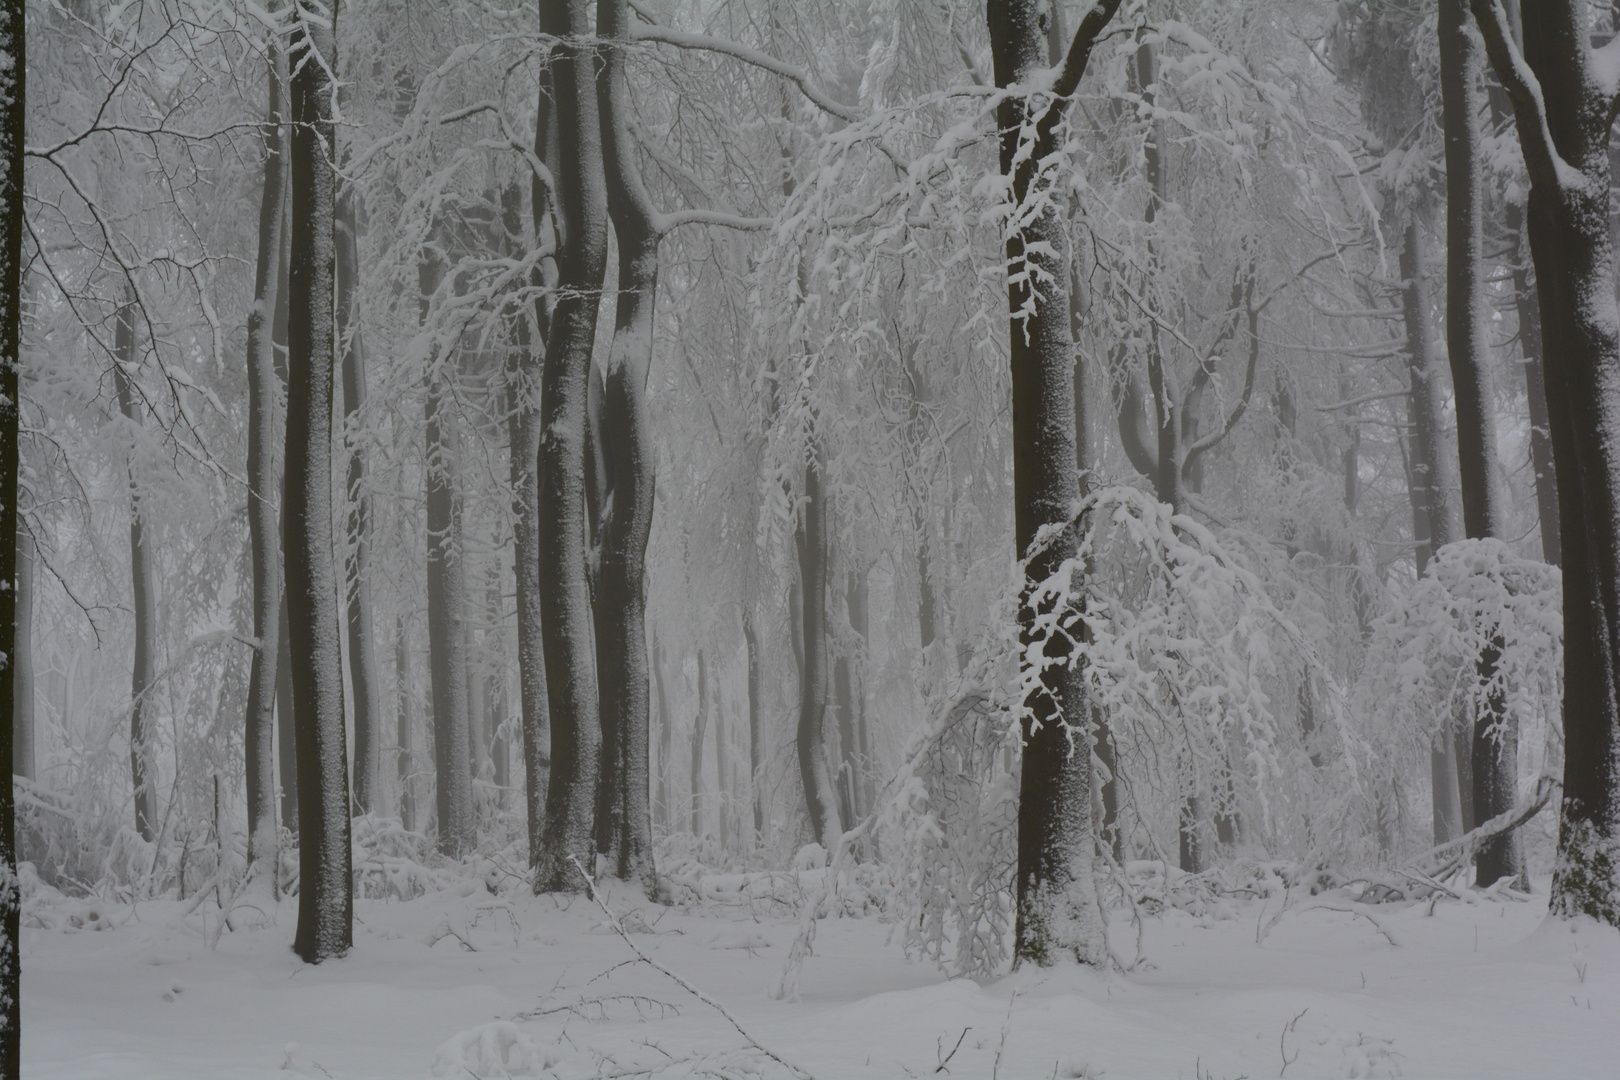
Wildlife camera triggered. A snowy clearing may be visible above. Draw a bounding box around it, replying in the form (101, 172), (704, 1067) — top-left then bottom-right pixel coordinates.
(21, 875), (1616, 1080)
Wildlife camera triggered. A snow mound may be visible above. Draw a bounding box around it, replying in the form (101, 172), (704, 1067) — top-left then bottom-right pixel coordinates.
(431, 1020), (552, 1077)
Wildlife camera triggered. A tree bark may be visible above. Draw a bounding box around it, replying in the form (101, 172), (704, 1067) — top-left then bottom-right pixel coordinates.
(1, 4), (24, 1064)
(1475, 0), (1620, 924)
(1441, 0), (1523, 887)
(532, 0), (608, 895)
(244, 40), (286, 880)
(654, 634), (671, 830)
(336, 168), (379, 817)
(1507, 201), (1560, 566)
(590, 0), (659, 891)
(795, 447), (839, 846)
(988, 0), (1119, 967)
(395, 614), (415, 832)
(286, 0), (352, 963)
(690, 649), (708, 837)
(505, 151), (553, 867)
(112, 300), (157, 842)
(12, 523), (31, 783)
(742, 609), (763, 841)
(422, 245), (474, 859)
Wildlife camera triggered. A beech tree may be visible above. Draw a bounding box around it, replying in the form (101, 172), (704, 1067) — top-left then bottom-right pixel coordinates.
(285, 0), (352, 962)
(987, 0), (1120, 967)
(1473, 0), (1620, 925)
(0, 0), (21, 1068)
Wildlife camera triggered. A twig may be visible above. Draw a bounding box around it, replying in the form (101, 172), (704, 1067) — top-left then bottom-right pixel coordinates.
(1259, 899), (1401, 948)
(935, 1027), (969, 1073)
(1279, 1007), (1307, 1076)
(991, 989), (1019, 1080)
(569, 854), (815, 1080)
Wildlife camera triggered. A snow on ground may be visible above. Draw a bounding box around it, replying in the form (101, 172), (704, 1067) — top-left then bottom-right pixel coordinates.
(21, 871), (1617, 1080)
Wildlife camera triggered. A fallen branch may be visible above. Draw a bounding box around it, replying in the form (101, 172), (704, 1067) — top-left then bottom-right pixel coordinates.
(569, 855), (815, 1080)
(1407, 774), (1558, 880)
(1259, 899), (1402, 947)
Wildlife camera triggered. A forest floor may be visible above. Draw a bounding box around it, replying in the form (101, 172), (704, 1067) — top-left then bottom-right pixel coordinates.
(19, 864), (1618, 1080)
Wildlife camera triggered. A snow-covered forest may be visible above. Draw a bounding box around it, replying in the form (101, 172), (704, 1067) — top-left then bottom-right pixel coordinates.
(1, 0), (1617, 1076)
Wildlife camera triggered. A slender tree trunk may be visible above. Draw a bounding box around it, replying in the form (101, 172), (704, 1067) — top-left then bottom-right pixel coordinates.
(286, 0), (352, 962)
(848, 567), (872, 819)
(113, 300), (157, 842)
(1476, 0), (1620, 925)
(988, 0), (1119, 967)
(336, 171), (378, 817)
(422, 245), (474, 859)
(690, 650), (708, 837)
(653, 634), (671, 830)
(277, 596), (297, 833)
(395, 614), (415, 832)
(12, 523), (31, 782)
(1507, 202), (1560, 566)
(715, 683), (729, 852)
(1, 6), (24, 1064)
(1441, 0), (1523, 887)
(532, 0), (608, 894)
(795, 447), (839, 846)
(244, 42), (286, 883)
(505, 155), (553, 866)
(742, 610), (763, 841)
(1399, 219), (1466, 845)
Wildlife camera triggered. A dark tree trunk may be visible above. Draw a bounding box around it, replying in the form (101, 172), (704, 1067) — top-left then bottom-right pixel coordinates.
(690, 650), (708, 837)
(1476, 0), (1620, 924)
(590, 0), (659, 891)
(286, 1), (352, 963)
(795, 448), (838, 846)
(11, 523), (29, 784)
(1, 5), (23, 1066)
(336, 172), (379, 817)
(422, 245), (474, 859)
(1441, 0), (1523, 887)
(532, 0), (608, 894)
(988, 0), (1119, 967)
(505, 148), (553, 866)
(113, 300), (157, 842)
(245, 42), (287, 878)
(742, 609), (763, 841)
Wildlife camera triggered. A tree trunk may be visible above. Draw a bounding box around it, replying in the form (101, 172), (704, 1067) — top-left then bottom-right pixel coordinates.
(1441, 0), (1524, 888)
(505, 157), (552, 867)
(1475, 0), (1620, 924)
(396, 615), (415, 832)
(285, 1), (352, 962)
(795, 446), (839, 846)
(652, 634), (669, 829)
(336, 170), (378, 817)
(690, 649), (708, 837)
(276, 596), (297, 833)
(244, 41), (286, 882)
(988, 0), (1118, 967)
(532, 0), (608, 894)
(742, 610), (763, 842)
(1399, 219), (1466, 846)
(715, 684), (729, 852)
(590, 0), (659, 891)
(422, 244), (474, 859)
(1507, 202), (1560, 566)
(1, 6), (23, 1063)
(113, 300), (158, 842)
(12, 522), (31, 782)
